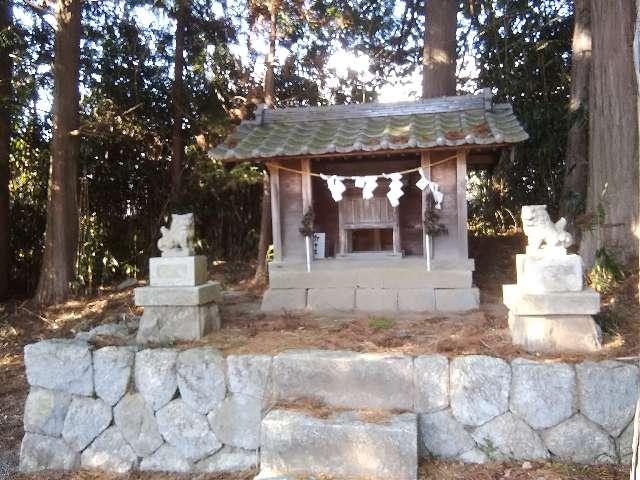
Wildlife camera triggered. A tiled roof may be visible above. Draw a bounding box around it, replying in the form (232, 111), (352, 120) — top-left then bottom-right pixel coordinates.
(210, 91), (529, 162)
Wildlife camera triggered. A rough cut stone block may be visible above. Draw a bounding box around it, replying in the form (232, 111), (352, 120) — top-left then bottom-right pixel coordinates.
(207, 393), (262, 450)
(113, 393), (163, 457)
(617, 421), (634, 464)
(195, 446), (257, 473)
(75, 323), (131, 343)
(136, 304), (220, 343)
(134, 282), (222, 306)
(397, 289), (436, 312)
(307, 288), (355, 311)
(355, 288), (398, 312)
(227, 355), (271, 399)
(19, 433), (79, 472)
(61, 397), (112, 452)
(24, 340), (93, 396)
(135, 348), (178, 411)
(270, 350), (414, 410)
(435, 288), (479, 312)
(93, 346), (135, 406)
(81, 427), (138, 473)
(471, 412), (549, 461)
(509, 358), (576, 429)
(541, 414), (617, 464)
(23, 387), (71, 437)
(509, 313), (602, 353)
(503, 284), (600, 315)
(450, 355), (511, 427)
(258, 410), (417, 480)
(261, 289), (307, 312)
(418, 409), (475, 459)
(140, 444), (192, 473)
(177, 347), (226, 414)
(576, 360), (639, 437)
(414, 355), (449, 413)
(517, 253), (583, 293)
(149, 255), (207, 287)
(156, 399), (222, 462)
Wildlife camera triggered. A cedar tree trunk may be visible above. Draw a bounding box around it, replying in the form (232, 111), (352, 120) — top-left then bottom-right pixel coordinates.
(35, 0), (82, 305)
(580, 0), (639, 267)
(422, 0), (458, 98)
(170, 0), (186, 204)
(254, 2), (278, 283)
(0, 0), (11, 301)
(560, 0), (591, 244)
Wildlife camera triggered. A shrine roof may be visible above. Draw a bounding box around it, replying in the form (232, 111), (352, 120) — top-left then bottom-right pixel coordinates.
(210, 90), (529, 162)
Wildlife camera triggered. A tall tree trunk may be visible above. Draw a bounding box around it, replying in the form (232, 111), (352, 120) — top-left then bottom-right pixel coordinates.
(170, 0), (186, 205)
(254, 2), (278, 283)
(580, 0), (638, 267)
(422, 0), (458, 98)
(560, 0), (591, 245)
(0, 0), (12, 301)
(254, 171), (271, 284)
(35, 0), (82, 305)
(263, 2), (277, 107)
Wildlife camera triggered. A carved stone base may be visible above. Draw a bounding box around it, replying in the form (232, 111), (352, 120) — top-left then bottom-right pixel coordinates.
(149, 255), (207, 287)
(516, 254), (583, 293)
(508, 312), (602, 354)
(136, 304), (220, 344)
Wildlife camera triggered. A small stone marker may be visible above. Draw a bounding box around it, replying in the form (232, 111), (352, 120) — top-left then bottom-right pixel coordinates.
(135, 213), (221, 343)
(503, 205), (602, 353)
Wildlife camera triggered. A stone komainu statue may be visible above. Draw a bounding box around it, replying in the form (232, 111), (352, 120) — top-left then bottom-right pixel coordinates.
(521, 205), (573, 250)
(157, 213), (195, 257)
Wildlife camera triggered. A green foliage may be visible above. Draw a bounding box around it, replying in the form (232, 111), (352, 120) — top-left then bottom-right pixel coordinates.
(588, 247), (624, 295)
(423, 190), (447, 236)
(368, 316), (394, 330)
(299, 206), (315, 237)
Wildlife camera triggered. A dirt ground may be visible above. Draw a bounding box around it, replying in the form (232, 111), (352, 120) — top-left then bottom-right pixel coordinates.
(1, 233), (637, 479)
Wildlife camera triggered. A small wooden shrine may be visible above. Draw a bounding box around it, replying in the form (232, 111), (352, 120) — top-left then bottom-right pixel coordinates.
(211, 90), (528, 312)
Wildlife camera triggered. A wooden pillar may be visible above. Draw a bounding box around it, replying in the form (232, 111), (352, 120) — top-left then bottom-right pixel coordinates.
(301, 158), (312, 212)
(421, 151), (431, 258)
(456, 149), (469, 259)
(267, 161), (282, 262)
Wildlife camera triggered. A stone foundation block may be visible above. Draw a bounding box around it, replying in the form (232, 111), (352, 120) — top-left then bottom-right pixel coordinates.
(435, 288), (479, 312)
(355, 288), (398, 312)
(136, 304), (220, 343)
(260, 289), (307, 312)
(516, 254), (583, 293)
(149, 255), (207, 287)
(269, 269), (358, 289)
(270, 350), (414, 410)
(135, 282), (222, 306)
(24, 340), (93, 396)
(258, 410), (417, 480)
(503, 284), (600, 315)
(307, 288), (355, 311)
(19, 433), (79, 472)
(398, 289), (436, 312)
(381, 269), (472, 289)
(509, 313), (602, 353)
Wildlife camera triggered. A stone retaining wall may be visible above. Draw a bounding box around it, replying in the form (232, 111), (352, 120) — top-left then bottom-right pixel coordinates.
(20, 340), (639, 474)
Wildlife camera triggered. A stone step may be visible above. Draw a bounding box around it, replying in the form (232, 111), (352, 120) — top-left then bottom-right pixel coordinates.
(257, 409), (417, 480)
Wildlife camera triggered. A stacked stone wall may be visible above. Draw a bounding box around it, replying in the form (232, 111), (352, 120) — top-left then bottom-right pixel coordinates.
(20, 340), (639, 473)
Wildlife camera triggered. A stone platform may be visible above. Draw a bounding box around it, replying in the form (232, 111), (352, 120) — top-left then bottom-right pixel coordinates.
(20, 343), (639, 475)
(263, 256), (479, 313)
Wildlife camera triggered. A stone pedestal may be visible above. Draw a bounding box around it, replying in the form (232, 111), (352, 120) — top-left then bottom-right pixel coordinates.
(504, 252), (601, 353)
(135, 256), (221, 344)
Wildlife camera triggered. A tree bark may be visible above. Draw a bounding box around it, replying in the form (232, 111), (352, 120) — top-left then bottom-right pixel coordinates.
(0, 0), (12, 301)
(422, 0), (458, 98)
(580, 0), (639, 267)
(254, 2), (278, 283)
(263, 1), (277, 107)
(254, 171), (271, 283)
(560, 0), (591, 244)
(170, 0), (186, 204)
(35, 0), (82, 305)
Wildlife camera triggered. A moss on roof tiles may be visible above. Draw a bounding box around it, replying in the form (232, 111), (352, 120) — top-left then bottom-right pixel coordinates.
(210, 93), (529, 161)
